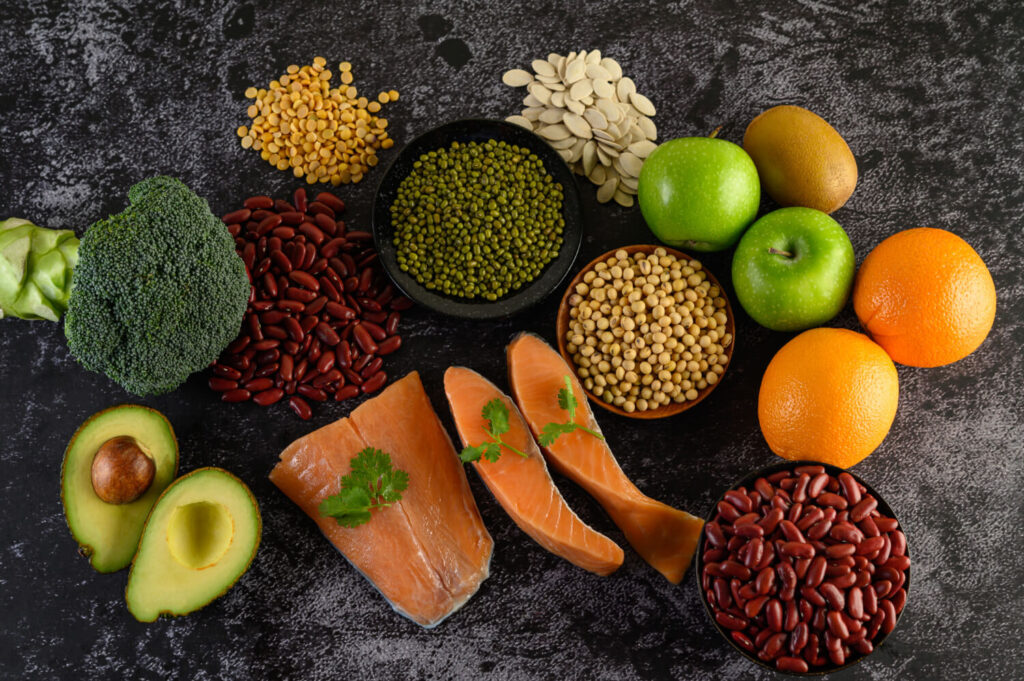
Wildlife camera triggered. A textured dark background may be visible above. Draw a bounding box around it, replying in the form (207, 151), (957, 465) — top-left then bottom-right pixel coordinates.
(1, 1), (1022, 679)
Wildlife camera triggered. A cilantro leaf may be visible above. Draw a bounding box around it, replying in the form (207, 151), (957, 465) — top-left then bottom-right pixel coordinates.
(459, 443), (488, 463)
(318, 485), (373, 528)
(319, 447), (409, 528)
(457, 398), (528, 465)
(538, 422), (575, 447)
(348, 447), (393, 486)
(557, 375), (577, 421)
(377, 467), (409, 503)
(481, 398), (510, 436)
(537, 375), (606, 448)
(482, 442), (503, 463)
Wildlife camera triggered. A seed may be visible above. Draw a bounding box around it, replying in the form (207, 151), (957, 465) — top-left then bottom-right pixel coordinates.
(628, 91), (657, 116)
(390, 139), (564, 301)
(503, 69), (534, 86)
(501, 50), (657, 203)
(212, 189), (405, 418)
(238, 58), (397, 184)
(506, 115), (533, 130)
(567, 249), (731, 413)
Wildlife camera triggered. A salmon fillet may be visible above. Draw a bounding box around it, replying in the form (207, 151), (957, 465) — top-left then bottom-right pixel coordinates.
(444, 366), (624, 576)
(269, 372), (493, 627)
(507, 333), (704, 584)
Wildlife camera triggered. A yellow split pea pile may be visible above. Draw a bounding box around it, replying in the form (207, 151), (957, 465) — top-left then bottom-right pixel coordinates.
(237, 57), (398, 185)
(565, 248), (733, 413)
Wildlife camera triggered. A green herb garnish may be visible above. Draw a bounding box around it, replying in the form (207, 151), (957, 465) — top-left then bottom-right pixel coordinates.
(458, 399), (529, 463)
(319, 448), (410, 528)
(537, 376), (605, 447)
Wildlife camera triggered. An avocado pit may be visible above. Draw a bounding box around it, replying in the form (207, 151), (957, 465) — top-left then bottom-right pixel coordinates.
(91, 436), (156, 504)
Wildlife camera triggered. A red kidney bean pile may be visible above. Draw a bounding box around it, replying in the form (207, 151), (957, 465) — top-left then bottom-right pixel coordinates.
(210, 188), (410, 420)
(701, 465), (910, 674)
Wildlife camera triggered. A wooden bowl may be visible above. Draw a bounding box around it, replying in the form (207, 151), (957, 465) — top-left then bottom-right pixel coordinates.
(555, 244), (736, 419)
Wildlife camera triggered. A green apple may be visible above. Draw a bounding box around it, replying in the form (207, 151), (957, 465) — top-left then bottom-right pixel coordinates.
(731, 207), (855, 331)
(638, 137), (760, 252)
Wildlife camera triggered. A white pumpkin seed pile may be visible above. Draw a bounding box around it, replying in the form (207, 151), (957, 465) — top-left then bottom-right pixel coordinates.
(502, 50), (658, 208)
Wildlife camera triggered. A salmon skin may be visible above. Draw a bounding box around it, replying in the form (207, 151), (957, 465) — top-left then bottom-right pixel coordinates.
(269, 371), (493, 628)
(444, 366), (624, 576)
(507, 333), (704, 584)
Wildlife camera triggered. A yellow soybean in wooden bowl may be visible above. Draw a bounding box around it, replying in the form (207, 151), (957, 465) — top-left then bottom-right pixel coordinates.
(556, 245), (735, 419)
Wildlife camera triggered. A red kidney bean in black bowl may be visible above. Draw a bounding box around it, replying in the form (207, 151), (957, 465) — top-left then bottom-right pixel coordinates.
(696, 460), (910, 675)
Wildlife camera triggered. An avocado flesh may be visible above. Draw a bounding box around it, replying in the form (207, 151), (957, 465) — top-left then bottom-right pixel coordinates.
(61, 405), (179, 573)
(126, 467), (261, 622)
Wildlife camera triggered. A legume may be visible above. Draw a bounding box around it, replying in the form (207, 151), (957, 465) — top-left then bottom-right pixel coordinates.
(702, 465), (910, 672)
(238, 58), (398, 185)
(565, 247), (732, 412)
(390, 139), (565, 301)
(210, 188), (409, 419)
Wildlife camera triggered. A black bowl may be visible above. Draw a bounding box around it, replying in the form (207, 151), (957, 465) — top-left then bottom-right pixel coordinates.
(695, 460), (911, 675)
(371, 118), (583, 320)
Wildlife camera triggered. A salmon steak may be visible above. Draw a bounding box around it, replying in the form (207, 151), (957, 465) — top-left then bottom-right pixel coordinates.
(507, 333), (704, 584)
(269, 371), (493, 628)
(444, 366), (624, 576)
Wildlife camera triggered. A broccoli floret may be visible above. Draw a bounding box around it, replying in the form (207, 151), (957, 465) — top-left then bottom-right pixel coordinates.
(64, 176), (250, 396)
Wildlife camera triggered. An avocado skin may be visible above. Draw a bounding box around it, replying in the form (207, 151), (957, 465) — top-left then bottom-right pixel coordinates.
(61, 404), (179, 573)
(125, 467), (262, 622)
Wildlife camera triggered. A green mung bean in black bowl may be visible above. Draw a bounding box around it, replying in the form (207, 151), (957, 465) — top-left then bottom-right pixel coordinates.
(372, 119), (583, 319)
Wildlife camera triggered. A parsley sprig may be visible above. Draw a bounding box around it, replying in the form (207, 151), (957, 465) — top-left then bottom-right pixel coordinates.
(458, 399), (528, 463)
(319, 447), (409, 528)
(537, 376), (604, 446)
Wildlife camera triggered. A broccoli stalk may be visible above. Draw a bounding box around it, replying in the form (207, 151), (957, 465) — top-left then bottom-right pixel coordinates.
(62, 176), (250, 396)
(0, 218), (79, 321)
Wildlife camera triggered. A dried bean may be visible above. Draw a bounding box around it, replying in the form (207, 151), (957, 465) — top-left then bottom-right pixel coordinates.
(289, 395), (312, 420)
(253, 388), (285, 406)
(214, 190), (397, 417)
(254, 362), (279, 378)
(209, 377), (237, 392)
(244, 195), (273, 210)
(297, 384), (328, 402)
(313, 192), (344, 213)
(353, 323), (378, 354)
(390, 296), (413, 311)
(361, 356), (384, 379)
(361, 370), (387, 393)
(335, 385), (360, 401)
(850, 496), (878, 522)
(731, 630), (755, 653)
(702, 465), (908, 670)
(724, 490), (753, 513)
(765, 599), (783, 632)
(817, 493), (848, 509)
(212, 364), (242, 380)
(321, 237), (346, 258)
(299, 222), (326, 245)
(315, 322), (341, 346)
(244, 377), (274, 392)
(715, 612), (748, 631)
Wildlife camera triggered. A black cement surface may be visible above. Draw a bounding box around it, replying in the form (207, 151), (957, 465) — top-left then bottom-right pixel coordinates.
(1, 2), (1022, 679)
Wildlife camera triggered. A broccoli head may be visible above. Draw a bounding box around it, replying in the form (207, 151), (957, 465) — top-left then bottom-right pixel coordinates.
(64, 176), (250, 395)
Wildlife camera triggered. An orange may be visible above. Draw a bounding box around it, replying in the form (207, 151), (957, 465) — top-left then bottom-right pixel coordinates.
(853, 228), (996, 367)
(758, 328), (899, 468)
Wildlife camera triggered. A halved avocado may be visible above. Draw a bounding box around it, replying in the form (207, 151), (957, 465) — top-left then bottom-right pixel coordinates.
(125, 467), (261, 622)
(61, 405), (179, 573)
